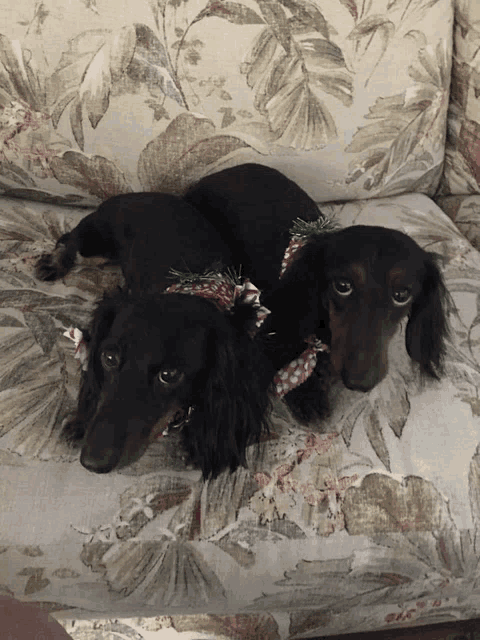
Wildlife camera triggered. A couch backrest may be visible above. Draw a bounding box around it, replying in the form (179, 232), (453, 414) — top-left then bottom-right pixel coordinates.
(0, 0), (453, 204)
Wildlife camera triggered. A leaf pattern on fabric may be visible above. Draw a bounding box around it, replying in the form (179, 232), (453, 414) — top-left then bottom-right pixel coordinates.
(137, 112), (250, 192)
(242, 11), (353, 149)
(324, 359), (414, 471)
(438, 0), (480, 195)
(435, 197), (480, 252)
(115, 475), (195, 538)
(194, 1), (264, 26)
(347, 15), (395, 87)
(0, 0), (452, 200)
(432, 244), (480, 421)
(0, 200), (126, 459)
(50, 150), (133, 200)
(23, 311), (57, 356)
(0, 200), (68, 246)
(172, 613), (281, 639)
(48, 25), (184, 149)
(126, 24), (185, 107)
(346, 38), (450, 195)
(76, 469), (259, 598)
(0, 33), (73, 186)
(213, 518), (307, 568)
(58, 612), (281, 638)
(0, 326), (80, 457)
(343, 473), (456, 535)
(248, 519), (480, 636)
(87, 538), (227, 607)
(168, 466), (258, 541)
(249, 432), (372, 535)
(75, 475), (230, 606)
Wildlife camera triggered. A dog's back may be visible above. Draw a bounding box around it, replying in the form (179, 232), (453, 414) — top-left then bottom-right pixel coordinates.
(185, 164), (319, 291)
(37, 192), (236, 295)
(93, 193), (237, 294)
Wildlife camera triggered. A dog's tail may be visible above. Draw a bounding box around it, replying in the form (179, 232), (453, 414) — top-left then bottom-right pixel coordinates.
(35, 232), (77, 281)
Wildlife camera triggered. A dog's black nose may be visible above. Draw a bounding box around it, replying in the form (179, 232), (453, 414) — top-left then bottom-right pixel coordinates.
(80, 447), (120, 473)
(343, 379), (374, 393)
(342, 369), (380, 393)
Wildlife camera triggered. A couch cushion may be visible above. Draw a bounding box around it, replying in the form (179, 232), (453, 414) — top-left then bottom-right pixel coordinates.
(439, 0), (480, 195)
(436, 194), (480, 250)
(0, 0), (452, 204)
(1, 193), (480, 638)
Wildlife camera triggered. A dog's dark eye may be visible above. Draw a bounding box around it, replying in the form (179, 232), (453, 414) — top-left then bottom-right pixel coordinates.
(158, 369), (184, 386)
(101, 349), (121, 370)
(392, 288), (412, 306)
(333, 278), (353, 297)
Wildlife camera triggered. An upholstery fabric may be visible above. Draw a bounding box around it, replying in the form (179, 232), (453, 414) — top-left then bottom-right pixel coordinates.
(439, 0), (480, 196)
(434, 195), (480, 250)
(0, 0), (452, 204)
(2, 194), (480, 638)
(2, 0), (480, 638)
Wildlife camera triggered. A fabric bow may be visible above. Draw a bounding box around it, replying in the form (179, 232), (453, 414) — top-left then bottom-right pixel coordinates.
(63, 327), (88, 371)
(166, 276), (270, 330)
(273, 335), (329, 398)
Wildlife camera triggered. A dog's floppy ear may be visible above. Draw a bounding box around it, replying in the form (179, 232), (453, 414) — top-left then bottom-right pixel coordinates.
(185, 309), (273, 479)
(406, 255), (449, 379)
(63, 289), (124, 443)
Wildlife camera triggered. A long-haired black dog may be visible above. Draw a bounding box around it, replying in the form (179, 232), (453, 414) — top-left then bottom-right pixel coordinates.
(185, 163), (450, 422)
(35, 193), (273, 478)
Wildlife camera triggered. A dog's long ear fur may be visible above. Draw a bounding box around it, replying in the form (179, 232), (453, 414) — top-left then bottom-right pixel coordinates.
(406, 255), (449, 379)
(185, 308), (273, 479)
(63, 289), (123, 443)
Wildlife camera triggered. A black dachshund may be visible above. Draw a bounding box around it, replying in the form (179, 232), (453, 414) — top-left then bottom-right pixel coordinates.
(36, 193), (273, 478)
(185, 163), (450, 422)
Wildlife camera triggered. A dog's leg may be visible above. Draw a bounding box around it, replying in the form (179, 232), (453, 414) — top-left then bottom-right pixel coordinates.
(35, 231), (79, 281)
(35, 210), (117, 282)
(284, 368), (330, 423)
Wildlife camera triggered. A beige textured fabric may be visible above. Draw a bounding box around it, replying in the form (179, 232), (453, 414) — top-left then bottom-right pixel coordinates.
(0, 0), (451, 204)
(3, 1), (480, 638)
(2, 194), (480, 638)
(435, 194), (480, 249)
(439, 0), (480, 195)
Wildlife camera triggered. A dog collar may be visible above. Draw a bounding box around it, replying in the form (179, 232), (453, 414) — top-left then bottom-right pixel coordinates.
(281, 215), (339, 276)
(280, 234), (309, 278)
(161, 405), (194, 437)
(166, 274), (270, 331)
(273, 335), (329, 398)
(273, 217), (335, 399)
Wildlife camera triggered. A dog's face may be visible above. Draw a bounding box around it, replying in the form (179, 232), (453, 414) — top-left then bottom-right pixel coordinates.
(67, 291), (271, 478)
(317, 226), (448, 391)
(325, 252), (422, 391)
(268, 225), (449, 396)
(79, 296), (211, 473)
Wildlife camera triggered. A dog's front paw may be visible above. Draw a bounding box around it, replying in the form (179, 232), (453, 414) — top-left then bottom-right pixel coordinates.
(35, 253), (61, 281)
(284, 375), (329, 424)
(61, 418), (85, 446)
(35, 243), (75, 281)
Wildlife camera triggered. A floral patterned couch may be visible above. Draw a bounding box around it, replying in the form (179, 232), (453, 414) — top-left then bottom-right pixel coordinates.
(2, 0), (480, 638)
